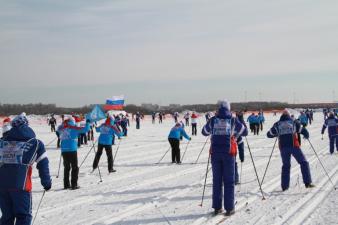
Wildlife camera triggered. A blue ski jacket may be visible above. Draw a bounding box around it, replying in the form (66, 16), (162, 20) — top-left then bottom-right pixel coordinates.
(96, 124), (122, 145)
(202, 106), (248, 154)
(57, 120), (90, 152)
(267, 114), (309, 148)
(0, 123), (51, 191)
(321, 115), (338, 136)
(168, 125), (190, 140)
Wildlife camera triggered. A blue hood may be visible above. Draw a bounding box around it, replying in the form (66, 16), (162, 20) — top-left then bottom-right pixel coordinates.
(5, 125), (36, 142)
(217, 107), (232, 119)
(328, 114), (335, 119)
(280, 114), (291, 121)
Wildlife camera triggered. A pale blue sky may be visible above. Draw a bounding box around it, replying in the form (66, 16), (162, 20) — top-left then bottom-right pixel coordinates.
(0, 0), (337, 106)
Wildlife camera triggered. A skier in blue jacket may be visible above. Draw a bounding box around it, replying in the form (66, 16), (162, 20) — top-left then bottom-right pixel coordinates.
(57, 117), (90, 189)
(247, 113), (259, 134)
(321, 112), (338, 154)
(258, 112), (265, 131)
(267, 110), (314, 191)
(298, 111), (308, 127)
(93, 117), (122, 173)
(202, 100), (248, 216)
(168, 123), (191, 164)
(0, 114), (51, 225)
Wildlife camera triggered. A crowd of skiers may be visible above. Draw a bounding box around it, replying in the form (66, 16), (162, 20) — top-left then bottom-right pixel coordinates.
(166, 104), (337, 217)
(1, 105), (337, 224)
(55, 113), (129, 190)
(247, 111), (265, 135)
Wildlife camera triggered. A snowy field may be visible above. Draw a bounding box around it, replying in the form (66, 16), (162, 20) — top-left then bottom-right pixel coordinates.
(2, 112), (338, 225)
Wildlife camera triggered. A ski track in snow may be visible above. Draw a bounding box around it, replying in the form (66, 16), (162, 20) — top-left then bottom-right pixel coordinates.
(1, 113), (337, 225)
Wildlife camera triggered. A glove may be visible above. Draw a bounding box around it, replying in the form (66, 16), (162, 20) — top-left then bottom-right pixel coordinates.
(189, 137), (192, 141)
(44, 183), (52, 191)
(86, 119), (91, 123)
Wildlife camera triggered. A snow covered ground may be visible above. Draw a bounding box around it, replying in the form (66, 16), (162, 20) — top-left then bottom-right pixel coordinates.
(2, 112), (338, 225)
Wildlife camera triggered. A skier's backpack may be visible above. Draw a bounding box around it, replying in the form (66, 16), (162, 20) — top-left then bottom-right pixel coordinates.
(229, 135), (238, 156)
(229, 118), (238, 156)
(293, 133), (300, 148)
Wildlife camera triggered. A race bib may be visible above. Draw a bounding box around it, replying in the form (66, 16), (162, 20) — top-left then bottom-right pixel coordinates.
(0, 141), (26, 164)
(278, 121), (294, 135)
(213, 119), (231, 135)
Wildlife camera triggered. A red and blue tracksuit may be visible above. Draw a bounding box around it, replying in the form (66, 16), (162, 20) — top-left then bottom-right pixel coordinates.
(0, 125), (51, 225)
(267, 114), (312, 190)
(202, 107), (247, 212)
(321, 115), (338, 154)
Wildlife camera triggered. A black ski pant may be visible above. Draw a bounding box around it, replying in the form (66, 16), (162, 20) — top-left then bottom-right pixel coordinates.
(185, 118), (189, 126)
(78, 135), (81, 147)
(51, 124), (56, 132)
(168, 138), (181, 163)
(80, 133), (87, 145)
(249, 123), (255, 133)
(87, 129), (94, 141)
(253, 123), (259, 135)
(93, 144), (113, 172)
(192, 123), (197, 136)
(56, 132), (60, 148)
(62, 151), (79, 189)
(122, 126), (128, 136)
(136, 119), (140, 129)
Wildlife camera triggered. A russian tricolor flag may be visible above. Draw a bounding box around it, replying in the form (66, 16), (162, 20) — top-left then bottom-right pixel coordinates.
(104, 95), (125, 110)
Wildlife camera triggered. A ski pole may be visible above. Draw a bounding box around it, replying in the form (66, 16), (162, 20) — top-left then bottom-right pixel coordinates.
(113, 139), (122, 163)
(245, 137), (266, 200)
(45, 136), (57, 147)
(56, 153), (62, 178)
(307, 139), (337, 190)
(93, 146), (103, 183)
(260, 138), (278, 186)
(239, 162), (243, 192)
(195, 137), (209, 164)
(155, 205), (172, 225)
(31, 190), (46, 225)
(199, 152), (211, 207)
(181, 140), (191, 162)
(79, 140), (97, 169)
(156, 146), (171, 164)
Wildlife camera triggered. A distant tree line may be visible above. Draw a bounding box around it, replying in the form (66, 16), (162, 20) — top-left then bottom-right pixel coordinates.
(0, 102), (337, 116)
(0, 103), (93, 116)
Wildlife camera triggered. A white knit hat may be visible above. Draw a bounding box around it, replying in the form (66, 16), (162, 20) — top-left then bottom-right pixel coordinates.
(2, 124), (12, 133)
(217, 100), (231, 111)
